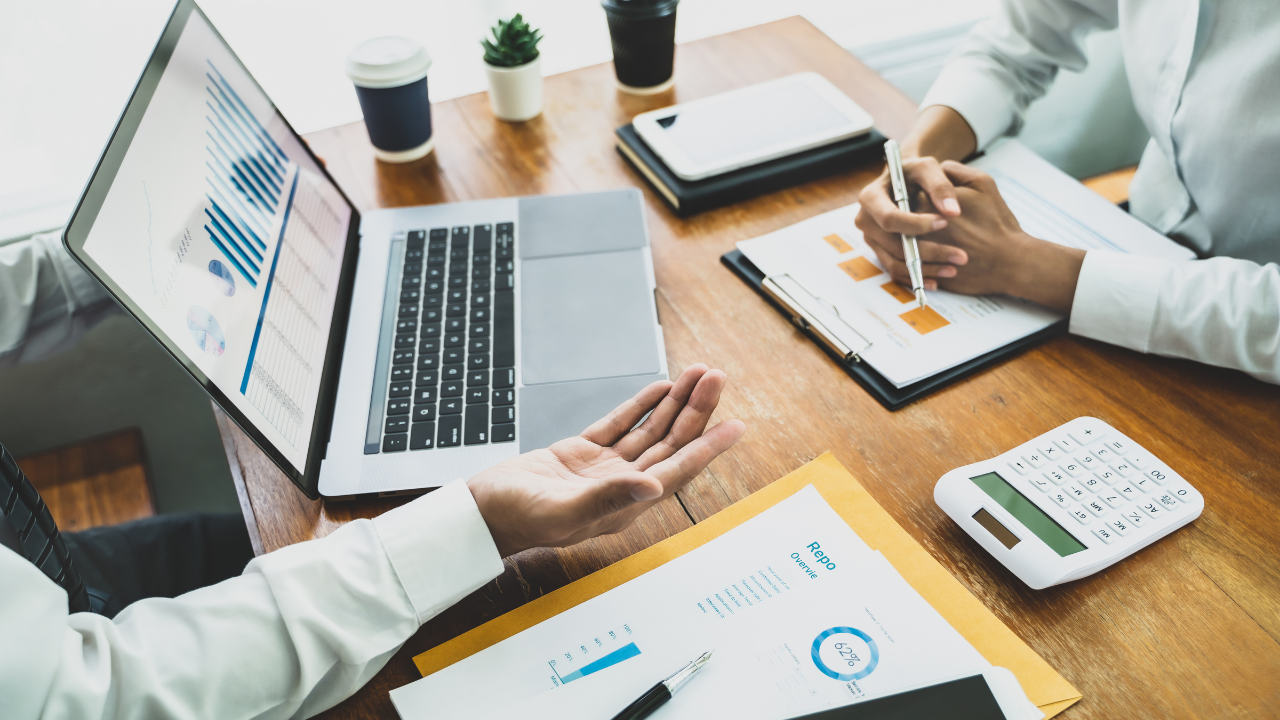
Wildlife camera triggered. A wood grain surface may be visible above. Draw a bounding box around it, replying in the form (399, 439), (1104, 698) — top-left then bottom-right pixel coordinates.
(17, 428), (154, 532)
(219, 17), (1280, 719)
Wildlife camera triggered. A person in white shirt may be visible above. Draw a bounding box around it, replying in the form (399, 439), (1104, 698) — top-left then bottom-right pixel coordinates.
(0, 232), (747, 718)
(1, 358), (745, 720)
(854, 0), (1280, 384)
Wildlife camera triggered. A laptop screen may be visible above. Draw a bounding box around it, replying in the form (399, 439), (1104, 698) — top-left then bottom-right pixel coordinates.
(66, 1), (356, 484)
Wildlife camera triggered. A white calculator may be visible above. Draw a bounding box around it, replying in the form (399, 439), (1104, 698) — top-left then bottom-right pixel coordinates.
(934, 417), (1203, 589)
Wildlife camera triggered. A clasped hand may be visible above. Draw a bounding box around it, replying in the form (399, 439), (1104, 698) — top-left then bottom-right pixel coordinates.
(467, 364), (745, 558)
(855, 157), (1085, 312)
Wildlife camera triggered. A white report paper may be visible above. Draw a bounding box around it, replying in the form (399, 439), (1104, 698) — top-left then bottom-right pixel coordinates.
(390, 486), (1002, 720)
(735, 140), (1196, 388)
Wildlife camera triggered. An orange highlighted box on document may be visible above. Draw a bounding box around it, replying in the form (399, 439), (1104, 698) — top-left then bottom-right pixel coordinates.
(823, 233), (853, 253)
(900, 304), (950, 334)
(881, 281), (916, 304)
(838, 256), (882, 282)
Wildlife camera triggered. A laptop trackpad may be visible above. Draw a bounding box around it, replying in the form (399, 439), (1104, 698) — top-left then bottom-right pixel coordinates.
(520, 249), (659, 386)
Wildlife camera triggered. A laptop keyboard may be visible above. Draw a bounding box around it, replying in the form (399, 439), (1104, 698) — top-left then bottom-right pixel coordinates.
(375, 223), (516, 453)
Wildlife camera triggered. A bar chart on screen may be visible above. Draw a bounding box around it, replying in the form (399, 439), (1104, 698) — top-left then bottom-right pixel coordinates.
(199, 59), (346, 451)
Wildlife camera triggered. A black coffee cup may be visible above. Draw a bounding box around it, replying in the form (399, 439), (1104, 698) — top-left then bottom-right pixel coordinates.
(601, 0), (679, 94)
(346, 37), (435, 163)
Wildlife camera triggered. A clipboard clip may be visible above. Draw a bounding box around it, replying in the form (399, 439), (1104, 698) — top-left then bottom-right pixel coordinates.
(762, 274), (871, 364)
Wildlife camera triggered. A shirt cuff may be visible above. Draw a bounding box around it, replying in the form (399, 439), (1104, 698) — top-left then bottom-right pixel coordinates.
(919, 60), (1019, 151)
(374, 480), (504, 624)
(1069, 251), (1174, 352)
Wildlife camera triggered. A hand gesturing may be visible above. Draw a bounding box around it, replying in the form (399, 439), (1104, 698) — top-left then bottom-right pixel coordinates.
(466, 364), (745, 557)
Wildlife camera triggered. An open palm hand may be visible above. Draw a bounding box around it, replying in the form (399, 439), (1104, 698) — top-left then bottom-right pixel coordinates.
(467, 364), (745, 557)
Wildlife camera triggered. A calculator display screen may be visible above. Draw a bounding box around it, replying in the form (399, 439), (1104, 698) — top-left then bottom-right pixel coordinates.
(970, 472), (1087, 556)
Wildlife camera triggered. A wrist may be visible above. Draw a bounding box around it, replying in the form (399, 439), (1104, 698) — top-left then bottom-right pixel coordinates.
(1007, 234), (1086, 313)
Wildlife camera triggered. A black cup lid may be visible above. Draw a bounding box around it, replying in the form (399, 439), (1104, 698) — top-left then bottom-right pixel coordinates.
(601, 0), (679, 17)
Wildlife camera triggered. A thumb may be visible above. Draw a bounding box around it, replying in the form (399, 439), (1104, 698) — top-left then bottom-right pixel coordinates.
(569, 472), (662, 525)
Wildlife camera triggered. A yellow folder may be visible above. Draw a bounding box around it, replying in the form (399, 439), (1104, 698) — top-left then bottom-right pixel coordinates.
(413, 453), (1082, 717)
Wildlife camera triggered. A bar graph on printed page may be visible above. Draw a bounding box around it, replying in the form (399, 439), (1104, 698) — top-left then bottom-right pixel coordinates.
(202, 60), (344, 450)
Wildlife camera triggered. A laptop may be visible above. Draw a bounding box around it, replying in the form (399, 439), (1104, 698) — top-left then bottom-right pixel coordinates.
(62, 0), (667, 499)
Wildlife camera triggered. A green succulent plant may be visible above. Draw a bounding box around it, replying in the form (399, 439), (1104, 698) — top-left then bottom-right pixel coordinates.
(482, 14), (544, 67)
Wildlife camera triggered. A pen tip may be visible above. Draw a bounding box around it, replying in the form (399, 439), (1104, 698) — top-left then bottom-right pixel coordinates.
(915, 289), (927, 306)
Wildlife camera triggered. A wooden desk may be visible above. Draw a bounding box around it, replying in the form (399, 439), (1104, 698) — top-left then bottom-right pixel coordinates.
(218, 17), (1280, 719)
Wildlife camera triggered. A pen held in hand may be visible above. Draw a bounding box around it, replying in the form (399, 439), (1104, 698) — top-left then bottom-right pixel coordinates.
(884, 139), (928, 307)
(610, 650), (713, 720)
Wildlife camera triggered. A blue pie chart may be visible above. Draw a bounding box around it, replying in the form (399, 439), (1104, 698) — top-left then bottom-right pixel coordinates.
(186, 305), (226, 357)
(208, 259), (236, 296)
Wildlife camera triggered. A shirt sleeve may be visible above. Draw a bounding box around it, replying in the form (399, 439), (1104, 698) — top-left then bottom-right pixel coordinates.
(918, 0), (1119, 149)
(2, 479), (504, 720)
(1070, 251), (1280, 384)
(0, 230), (115, 368)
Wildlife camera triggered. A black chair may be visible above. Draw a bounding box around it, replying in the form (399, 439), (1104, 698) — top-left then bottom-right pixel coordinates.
(0, 442), (106, 614)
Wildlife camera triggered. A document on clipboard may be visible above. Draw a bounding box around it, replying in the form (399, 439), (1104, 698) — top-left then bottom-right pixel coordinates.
(735, 140), (1195, 388)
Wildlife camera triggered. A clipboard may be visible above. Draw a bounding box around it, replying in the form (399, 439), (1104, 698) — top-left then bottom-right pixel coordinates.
(411, 453), (1082, 718)
(720, 249), (1067, 410)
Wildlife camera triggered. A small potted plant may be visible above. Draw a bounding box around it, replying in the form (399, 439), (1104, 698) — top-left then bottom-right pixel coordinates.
(482, 14), (544, 122)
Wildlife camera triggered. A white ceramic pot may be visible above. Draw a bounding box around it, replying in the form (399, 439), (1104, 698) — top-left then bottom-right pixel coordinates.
(485, 57), (543, 122)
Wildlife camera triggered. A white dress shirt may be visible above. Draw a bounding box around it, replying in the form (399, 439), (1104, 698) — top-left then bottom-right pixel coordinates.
(0, 480), (504, 720)
(920, 0), (1280, 383)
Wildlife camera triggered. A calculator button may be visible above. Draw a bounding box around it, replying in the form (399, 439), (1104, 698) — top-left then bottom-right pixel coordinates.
(1110, 461), (1136, 477)
(1028, 475), (1053, 492)
(1104, 438), (1131, 455)
(1054, 436), (1079, 454)
(1099, 489), (1126, 508)
(1043, 469), (1069, 485)
(1092, 447), (1117, 464)
(1125, 451), (1152, 470)
(1115, 484), (1139, 500)
(1081, 474), (1102, 491)
(1107, 517), (1133, 536)
(1069, 425), (1107, 446)
(1065, 483), (1089, 500)
(1138, 501), (1164, 519)
(1022, 452), (1046, 468)
(1092, 526), (1116, 544)
(1166, 482), (1196, 503)
(1131, 475), (1157, 493)
(1121, 508), (1149, 528)
(1061, 461), (1085, 478)
(1142, 467), (1175, 486)
(1085, 499), (1108, 516)
(1075, 454), (1101, 472)
(1007, 460), (1031, 476)
(1068, 505), (1091, 524)
(1040, 445), (1062, 462)
(1155, 493), (1181, 510)
(1048, 491), (1071, 508)
(1094, 469), (1119, 485)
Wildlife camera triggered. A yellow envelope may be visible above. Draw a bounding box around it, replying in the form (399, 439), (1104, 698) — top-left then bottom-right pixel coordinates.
(414, 453), (1082, 716)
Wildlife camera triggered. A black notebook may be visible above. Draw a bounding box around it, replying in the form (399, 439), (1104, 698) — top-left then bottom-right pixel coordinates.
(721, 250), (1067, 410)
(787, 675), (1009, 720)
(615, 123), (887, 217)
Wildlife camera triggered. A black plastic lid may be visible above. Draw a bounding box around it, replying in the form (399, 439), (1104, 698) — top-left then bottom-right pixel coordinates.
(601, 0), (679, 18)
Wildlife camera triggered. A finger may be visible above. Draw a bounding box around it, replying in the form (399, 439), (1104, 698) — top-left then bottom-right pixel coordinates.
(859, 223), (907, 262)
(579, 378), (674, 447)
(915, 239), (968, 266)
(940, 160), (996, 190)
(860, 179), (947, 237)
(613, 364), (708, 460)
(904, 158), (960, 216)
(646, 419), (746, 491)
(634, 369), (728, 470)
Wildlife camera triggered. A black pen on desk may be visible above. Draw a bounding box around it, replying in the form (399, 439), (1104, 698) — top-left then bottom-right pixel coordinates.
(610, 650), (713, 720)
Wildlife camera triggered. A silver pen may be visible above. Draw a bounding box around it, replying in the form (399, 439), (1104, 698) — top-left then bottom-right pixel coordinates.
(884, 139), (927, 306)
